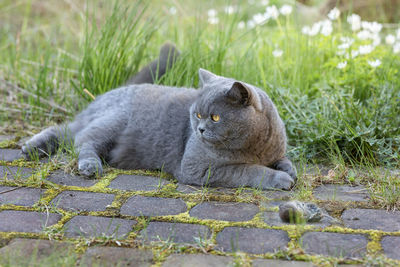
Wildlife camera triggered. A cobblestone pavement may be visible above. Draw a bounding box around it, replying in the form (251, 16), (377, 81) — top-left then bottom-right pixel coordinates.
(0, 136), (400, 266)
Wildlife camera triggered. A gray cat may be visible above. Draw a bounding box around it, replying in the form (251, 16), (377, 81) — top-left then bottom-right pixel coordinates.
(22, 43), (296, 190)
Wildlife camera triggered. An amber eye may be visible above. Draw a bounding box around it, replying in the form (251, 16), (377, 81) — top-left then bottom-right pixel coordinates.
(196, 112), (202, 119)
(211, 114), (220, 122)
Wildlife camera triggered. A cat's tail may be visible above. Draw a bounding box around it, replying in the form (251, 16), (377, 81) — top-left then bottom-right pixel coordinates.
(126, 42), (180, 85)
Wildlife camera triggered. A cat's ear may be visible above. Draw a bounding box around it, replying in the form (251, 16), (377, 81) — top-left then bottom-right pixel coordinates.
(198, 68), (218, 87)
(226, 82), (262, 111)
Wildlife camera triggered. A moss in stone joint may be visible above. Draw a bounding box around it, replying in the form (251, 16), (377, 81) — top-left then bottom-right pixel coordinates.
(367, 232), (383, 255)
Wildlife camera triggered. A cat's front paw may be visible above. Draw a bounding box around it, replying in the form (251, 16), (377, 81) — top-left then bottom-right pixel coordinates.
(78, 158), (103, 177)
(22, 141), (46, 160)
(267, 171), (295, 190)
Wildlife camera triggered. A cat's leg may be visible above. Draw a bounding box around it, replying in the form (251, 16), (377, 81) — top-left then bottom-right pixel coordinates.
(272, 157), (297, 182)
(181, 163), (295, 190)
(73, 117), (122, 177)
(22, 124), (73, 159)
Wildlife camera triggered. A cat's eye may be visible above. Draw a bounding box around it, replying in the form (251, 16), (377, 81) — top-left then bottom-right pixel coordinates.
(211, 114), (220, 122)
(196, 112), (202, 119)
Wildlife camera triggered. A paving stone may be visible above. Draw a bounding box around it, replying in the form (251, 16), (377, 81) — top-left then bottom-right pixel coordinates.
(301, 232), (368, 258)
(0, 210), (61, 232)
(47, 170), (97, 187)
(139, 222), (211, 244)
(252, 259), (314, 267)
(0, 186), (43, 206)
(189, 201), (259, 222)
(0, 165), (33, 180)
(313, 185), (369, 202)
(263, 211), (332, 228)
(216, 227), (289, 254)
(51, 190), (115, 212)
(82, 246), (153, 267)
(0, 149), (23, 162)
(64, 215), (136, 238)
(162, 254), (234, 267)
(108, 174), (170, 191)
(341, 208), (400, 231)
(120, 196), (187, 217)
(0, 238), (75, 263)
(381, 236), (400, 260)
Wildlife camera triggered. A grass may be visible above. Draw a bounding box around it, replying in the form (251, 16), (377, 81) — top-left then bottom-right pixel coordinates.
(0, 1), (399, 203)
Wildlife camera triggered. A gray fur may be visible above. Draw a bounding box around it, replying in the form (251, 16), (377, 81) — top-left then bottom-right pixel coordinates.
(22, 50), (296, 190)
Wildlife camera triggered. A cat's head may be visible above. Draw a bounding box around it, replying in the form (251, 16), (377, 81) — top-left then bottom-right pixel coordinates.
(190, 69), (275, 150)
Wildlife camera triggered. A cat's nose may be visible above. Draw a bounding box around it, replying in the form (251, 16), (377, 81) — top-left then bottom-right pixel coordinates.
(198, 127), (205, 134)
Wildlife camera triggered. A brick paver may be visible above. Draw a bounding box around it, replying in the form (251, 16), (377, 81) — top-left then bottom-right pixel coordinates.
(189, 201), (259, 222)
(341, 208), (400, 231)
(51, 190), (115, 212)
(64, 215), (136, 238)
(82, 246), (153, 267)
(313, 185), (369, 202)
(139, 222), (211, 244)
(120, 196), (187, 217)
(301, 232), (368, 258)
(0, 210), (61, 232)
(47, 170), (97, 187)
(381, 236), (400, 260)
(0, 149), (23, 162)
(162, 254), (234, 267)
(216, 227), (289, 254)
(0, 166), (33, 180)
(0, 186), (43, 206)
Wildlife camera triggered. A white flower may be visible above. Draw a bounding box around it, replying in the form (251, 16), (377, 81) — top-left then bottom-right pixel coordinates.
(320, 20), (333, 36)
(328, 7), (340, 20)
(340, 37), (354, 44)
(347, 14), (361, 31)
(261, 0), (269, 6)
(369, 22), (382, 33)
(351, 50), (359, 58)
(368, 59), (381, 68)
(397, 29), (400, 39)
(280, 5), (293, 16)
(266, 5), (279, 19)
(338, 43), (351, 50)
(272, 49), (283, 57)
(362, 21), (382, 33)
(208, 17), (219, 25)
(393, 42), (400, 53)
(372, 34), (381, 46)
(302, 26), (311, 35)
(357, 30), (371, 40)
(207, 9), (217, 17)
(169, 7), (177, 15)
(358, 44), (374, 55)
(247, 20), (256, 29)
(238, 21), (245, 29)
(309, 22), (321, 36)
(253, 13), (269, 25)
(224, 5), (236, 14)
(337, 61), (347, 69)
(386, 34), (396, 45)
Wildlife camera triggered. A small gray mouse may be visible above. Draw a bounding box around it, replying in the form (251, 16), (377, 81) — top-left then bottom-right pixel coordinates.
(22, 43), (296, 190)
